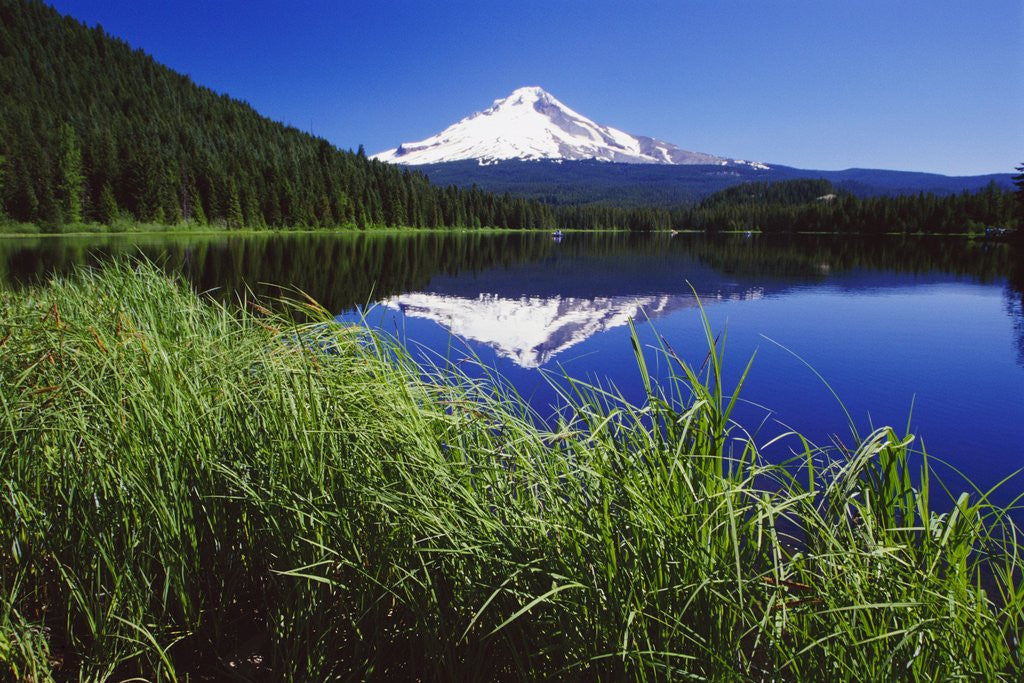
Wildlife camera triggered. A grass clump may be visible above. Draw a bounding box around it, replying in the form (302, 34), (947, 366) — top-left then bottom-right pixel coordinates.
(0, 261), (1022, 680)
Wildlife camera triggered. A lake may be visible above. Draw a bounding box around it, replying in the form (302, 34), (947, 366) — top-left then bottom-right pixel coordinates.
(2, 230), (1022, 503)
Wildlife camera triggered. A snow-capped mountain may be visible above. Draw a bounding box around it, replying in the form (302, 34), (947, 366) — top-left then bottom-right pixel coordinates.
(373, 86), (768, 169)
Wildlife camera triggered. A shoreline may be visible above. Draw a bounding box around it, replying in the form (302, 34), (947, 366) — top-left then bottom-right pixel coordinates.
(0, 224), (1010, 239)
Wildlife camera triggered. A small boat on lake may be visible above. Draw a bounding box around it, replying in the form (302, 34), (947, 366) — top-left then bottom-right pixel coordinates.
(984, 226), (1010, 241)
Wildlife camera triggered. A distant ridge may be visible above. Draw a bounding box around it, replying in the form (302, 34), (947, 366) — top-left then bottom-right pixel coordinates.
(408, 159), (1015, 206)
(372, 87), (1012, 204)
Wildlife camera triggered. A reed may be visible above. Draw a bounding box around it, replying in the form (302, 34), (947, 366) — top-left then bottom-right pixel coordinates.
(1, 261), (1021, 680)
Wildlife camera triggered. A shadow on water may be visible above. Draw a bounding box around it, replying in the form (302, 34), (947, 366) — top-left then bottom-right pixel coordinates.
(2, 231), (1022, 366)
(0, 231), (553, 311)
(0, 230), (1017, 289)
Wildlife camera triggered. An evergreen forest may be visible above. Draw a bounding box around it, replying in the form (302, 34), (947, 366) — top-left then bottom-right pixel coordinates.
(670, 178), (1020, 234)
(0, 0), (559, 230)
(0, 0), (1020, 236)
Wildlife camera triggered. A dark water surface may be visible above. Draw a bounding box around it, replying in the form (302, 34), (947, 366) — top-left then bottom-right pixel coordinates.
(3, 231), (1022, 501)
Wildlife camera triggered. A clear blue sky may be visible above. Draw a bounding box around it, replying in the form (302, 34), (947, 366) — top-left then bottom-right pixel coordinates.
(48, 0), (1023, 175)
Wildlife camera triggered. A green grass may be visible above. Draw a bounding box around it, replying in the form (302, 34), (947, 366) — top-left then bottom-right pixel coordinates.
(0, 218), (228, 236)
(1, 262), (1022, 680)
(0, 219), (562, 239)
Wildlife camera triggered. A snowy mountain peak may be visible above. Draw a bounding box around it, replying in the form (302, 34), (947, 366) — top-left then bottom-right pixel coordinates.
(498, 85), (551, 103)
(372, 87), (769, 169)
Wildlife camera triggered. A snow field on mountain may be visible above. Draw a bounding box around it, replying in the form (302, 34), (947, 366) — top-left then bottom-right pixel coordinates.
(373, 86), (769, 169)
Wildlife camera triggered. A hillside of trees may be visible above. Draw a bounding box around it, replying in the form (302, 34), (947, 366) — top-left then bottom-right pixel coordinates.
(675, 179), (1019, 234)
(697, 178), (839, 208)
(547, 178), (1018, 234)
(0, 0), (568, 230)
(0, 0), (1020, 237)
(414, 160), (1015, 208)
(410, 159), (773, 206)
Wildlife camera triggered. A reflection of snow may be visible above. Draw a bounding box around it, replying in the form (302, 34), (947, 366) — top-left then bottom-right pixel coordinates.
(382, 289), (760, 368)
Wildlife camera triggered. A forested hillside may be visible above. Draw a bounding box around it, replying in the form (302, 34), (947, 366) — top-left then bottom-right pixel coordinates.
(412, 159), (1015, 207)
(549, 179), (1019, 234)
(676, 179), (1019, 233)
(0, 0), (1019, 236)
(0, 0), (558, 230)
(698, 178), (839, 208)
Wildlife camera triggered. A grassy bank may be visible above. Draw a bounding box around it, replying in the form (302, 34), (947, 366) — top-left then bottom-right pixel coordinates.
(1, 219), (1014, 241)
(1, 263), (1021, 680)
(0, 220), (515, 239)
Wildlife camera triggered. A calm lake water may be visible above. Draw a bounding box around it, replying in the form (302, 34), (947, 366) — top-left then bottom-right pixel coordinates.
(2, 231), (1022, 502)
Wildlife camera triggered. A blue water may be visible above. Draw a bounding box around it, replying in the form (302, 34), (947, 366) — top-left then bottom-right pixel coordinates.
(3, 230), (1021, 503)
(338, 238), (1024, 504)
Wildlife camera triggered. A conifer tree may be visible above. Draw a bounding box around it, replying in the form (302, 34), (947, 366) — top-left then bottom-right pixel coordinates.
(58, 123), (84, 223)
(1014, 164), (1024, 215)
(0, 154), (6, 219)
(226, 179), (244, 229)
(0, 0), (1015, 235)
(98, 182), (119, 224)
(187, 179), (207, 225)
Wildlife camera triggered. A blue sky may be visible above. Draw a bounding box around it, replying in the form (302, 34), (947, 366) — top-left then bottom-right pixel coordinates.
(49, 0), (1023, 175)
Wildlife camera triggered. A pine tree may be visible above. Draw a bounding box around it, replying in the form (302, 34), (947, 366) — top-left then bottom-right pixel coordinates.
(58, 122), (84, 223)
(98, 182), (119, 224)
(37, 182), (61, 229)
(0, 154), (6, 219)
(226, 178), (244, 229)
(244, 190), (263, 228)
(1014, 164), (1024, 216)
(188, 179), (207, 225)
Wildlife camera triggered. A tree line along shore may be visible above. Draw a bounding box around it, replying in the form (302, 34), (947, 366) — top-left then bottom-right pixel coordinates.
(2, 1), (1022, 236)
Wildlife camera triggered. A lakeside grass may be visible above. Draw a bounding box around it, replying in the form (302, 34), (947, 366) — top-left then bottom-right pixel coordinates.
(0, 219), (1010, 240)
(0, 221), (568, 240)
(1, 262), (1022, 680)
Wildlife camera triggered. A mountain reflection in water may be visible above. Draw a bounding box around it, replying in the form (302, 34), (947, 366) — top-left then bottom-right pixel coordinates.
(1, 231), (1022, 501)
(385, 288), (763, 368)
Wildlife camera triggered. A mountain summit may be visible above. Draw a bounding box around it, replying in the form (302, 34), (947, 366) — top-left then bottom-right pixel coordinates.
(373, 86), (768, 168)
